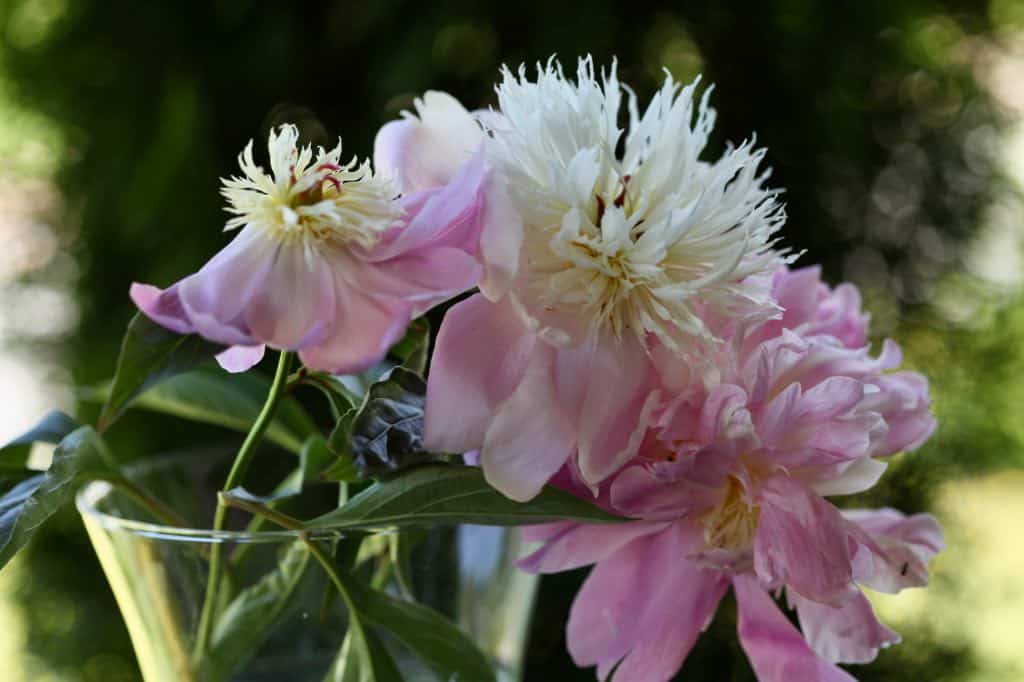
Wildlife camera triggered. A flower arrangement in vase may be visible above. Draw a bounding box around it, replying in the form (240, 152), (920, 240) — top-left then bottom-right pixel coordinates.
(0, 56), (941, 682)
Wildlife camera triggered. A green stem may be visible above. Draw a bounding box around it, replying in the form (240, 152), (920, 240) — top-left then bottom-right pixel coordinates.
(220, 492), (358, 612)
(191, 350), (294, 665)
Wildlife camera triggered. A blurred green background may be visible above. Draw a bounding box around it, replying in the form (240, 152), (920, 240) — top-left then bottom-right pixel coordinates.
(1, 1), (1023, 680)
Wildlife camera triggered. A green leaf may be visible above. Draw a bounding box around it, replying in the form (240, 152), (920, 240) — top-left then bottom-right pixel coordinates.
(207, 541), (313, 679)
(345, 578), (495, 682)
(98, 312), (222, 431)
(0, 411), (80, 471)
(328, 620), (403, 682)
(233, 435), (336, 504)
(390, 528), (427, 600)
(348, 367), (437, 477)
(389, 317), (430, 376)
(306, 465), (624, 530)
(87, 366), (316, 454)
(0, 426), (117, 569)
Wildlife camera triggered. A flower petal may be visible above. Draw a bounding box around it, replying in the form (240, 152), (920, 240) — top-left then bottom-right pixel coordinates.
(373, 91), (483, 194)
(559, 334), (654, 488)
(567, 522), (728, 682)
(791, 589), (900, 664)
(176, 226), (276, 346)
(611, 524), (730, 682)
(368, 152), (486, 261)
(477, 167), (523, 300)
(296, 282), (409, 375)
(567, 532), (655, 676)
(130, 283), (195, 335)
(244, 243), (337, 350)
(215, 344), (266, 373)
(517, 521), (669, 574)
(862, 372), (936, 456)
(843, 508), (944, 593)
(811, 457), (888, 497)
(480, 343), (574, 501)
(754, 475), (854, 605)
(734, 574), (856, 682)
(423, 295), (536, 455)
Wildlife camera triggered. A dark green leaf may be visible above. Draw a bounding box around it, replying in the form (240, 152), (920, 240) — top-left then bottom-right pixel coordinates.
(344, 578), (495, 682)
(298, 372), (359, 420)
(327, 617), (403, 682)
(306, 465), (624, 530)
(0, 411), (80, 471)
(389, 317), (430, 376)
(208, 542), (313, 678)
(87, 366), (316, 454)
(0, 426), (117, 569)
(390, 528), (428, 600)
(349, 368), (437, 477)
(98, 312), (222, 430)
(234, 435), (336, 504)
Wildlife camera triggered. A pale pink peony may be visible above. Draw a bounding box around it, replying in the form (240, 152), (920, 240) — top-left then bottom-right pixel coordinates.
(424, 58), (790, 501)
(133, 118), (503, 374)
(518, 266), (942, 681)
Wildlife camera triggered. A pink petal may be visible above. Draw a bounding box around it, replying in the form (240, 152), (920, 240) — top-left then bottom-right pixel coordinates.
(733, 574), (856, 682)
(360, 246), (482, 317)
(373, 91), (483, 194)
(753, 476), (854, 606)
(176, 226), (276, 346)
(611, 525), (730, 682)
(558, 334), (654, 488)
(480, 344), (575, 501)
(567, 533), (656, 676)
(368, 152), (486, 261)
(862, 372), (936, 456)
(567, 523), (728, 682)
(610, 463), (719, 520)
(244, 244), (336, 349)
(423, 295), (536, 455)
(130, 283), (195, 335)
(517, 521), (669, 574)
(843, 508), (944, 593)
(815, 283), (869, 349)
(775, 266), (826, 331)
(519, 522), (576, 544)
(215, 344), (266, 373)
(791, 589), (900, 664)
(296, 283), (409, 375)
(811, 457), (888, 497)
(477, 167), (522, 300)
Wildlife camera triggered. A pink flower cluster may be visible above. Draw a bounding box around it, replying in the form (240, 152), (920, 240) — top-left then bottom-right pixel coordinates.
(131, 57), (942, 681)
(511, 266), (942, 681)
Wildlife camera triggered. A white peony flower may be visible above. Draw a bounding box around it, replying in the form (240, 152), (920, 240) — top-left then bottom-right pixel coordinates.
(485, 56), (789, 354)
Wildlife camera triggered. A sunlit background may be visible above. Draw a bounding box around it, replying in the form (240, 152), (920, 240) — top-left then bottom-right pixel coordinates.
(1, 1), (1023, 680)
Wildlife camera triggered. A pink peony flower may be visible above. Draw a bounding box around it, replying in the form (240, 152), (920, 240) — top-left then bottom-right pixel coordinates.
(518, 267), (942, 681)
(132, 120), (499, 374)
(424, 58), (789, 501)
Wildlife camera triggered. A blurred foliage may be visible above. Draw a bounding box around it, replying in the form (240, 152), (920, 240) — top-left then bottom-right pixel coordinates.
(0, 0), (1022, 680)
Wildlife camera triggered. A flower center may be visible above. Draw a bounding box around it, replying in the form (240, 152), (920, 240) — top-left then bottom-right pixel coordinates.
(222, 125), (400, 251)
(701, 476), (759, 552)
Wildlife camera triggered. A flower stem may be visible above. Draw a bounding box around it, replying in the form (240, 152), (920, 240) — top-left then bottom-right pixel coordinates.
(219, 491), (359, 614)
(191, 350), (294, 665)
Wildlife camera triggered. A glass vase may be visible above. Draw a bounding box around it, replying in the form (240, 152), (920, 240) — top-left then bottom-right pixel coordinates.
(76, 454), (538, 682)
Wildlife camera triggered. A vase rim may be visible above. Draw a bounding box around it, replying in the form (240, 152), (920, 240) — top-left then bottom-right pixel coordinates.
(75, 479), (356, 544)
